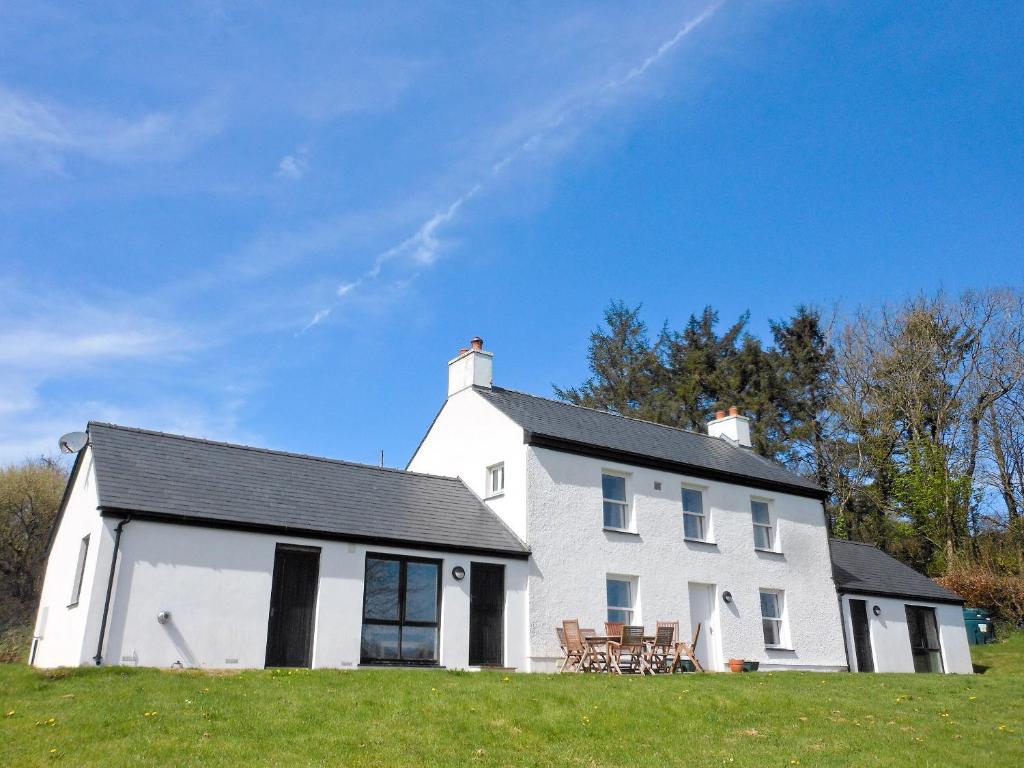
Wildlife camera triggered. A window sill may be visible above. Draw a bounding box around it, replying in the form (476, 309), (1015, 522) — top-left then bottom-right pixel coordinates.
(684, 538), (718, 547)
(765, 646), (795, 652)
(754, 548), (784, 556)
(358, 661), (443, 668)
(67, 602), (79, 609)
(603, 527), (639, 537)
(484, 491), (505, 500)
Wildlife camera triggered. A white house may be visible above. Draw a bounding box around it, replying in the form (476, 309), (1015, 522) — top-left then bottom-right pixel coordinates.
(32, 337), (971, 673)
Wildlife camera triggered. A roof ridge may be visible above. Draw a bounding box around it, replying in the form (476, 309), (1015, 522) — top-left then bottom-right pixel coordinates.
(86, 421), (465, 484)
(830, 537), (882, 548)
(484, 385), (731, 443)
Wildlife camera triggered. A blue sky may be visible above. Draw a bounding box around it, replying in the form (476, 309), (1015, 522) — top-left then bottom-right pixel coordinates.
(1, 1), (1021, 465)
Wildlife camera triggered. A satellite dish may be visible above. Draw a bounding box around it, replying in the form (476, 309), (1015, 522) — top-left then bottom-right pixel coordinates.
(58, 431), (89, 454)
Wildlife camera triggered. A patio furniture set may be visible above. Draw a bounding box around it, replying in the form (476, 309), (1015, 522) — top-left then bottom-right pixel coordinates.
(557, 619), (704, 674)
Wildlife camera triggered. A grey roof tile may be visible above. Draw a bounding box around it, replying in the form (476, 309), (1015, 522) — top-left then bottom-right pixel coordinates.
(829, 539), (963, 603)
(86, 422), (528, 558)
(475, 386), (823, 497)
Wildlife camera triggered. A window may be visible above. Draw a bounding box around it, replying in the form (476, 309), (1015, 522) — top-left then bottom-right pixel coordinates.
(606, 577), (636, 624)
(69, 535), (89, 606)
(682, 487), (706, 540)
(602, 473), (629, 530)
(360, 554), (441, 665)
(905, 605), (943, 673)
(486, 462), (505, 497)
(760, 589), (785, 647)
(751, 500), (774, 550)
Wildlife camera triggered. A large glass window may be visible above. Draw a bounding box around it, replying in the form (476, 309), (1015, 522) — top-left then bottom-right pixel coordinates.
(760, 589), (784, 647)
(360, 555), (441, 665)
(751, 500), (774, 550)
(682, 488), (706, 540)
(69, 535), (89, 607)
(905, 605), (943, 673)
(602, 473), (629, 530)
(607, 577), (635, 624)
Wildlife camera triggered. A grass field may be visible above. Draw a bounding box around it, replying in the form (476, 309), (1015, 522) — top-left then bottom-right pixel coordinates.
(2, 636), (1022, 767)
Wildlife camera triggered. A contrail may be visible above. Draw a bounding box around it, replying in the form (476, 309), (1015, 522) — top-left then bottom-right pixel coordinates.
(301, 2), (723, 332)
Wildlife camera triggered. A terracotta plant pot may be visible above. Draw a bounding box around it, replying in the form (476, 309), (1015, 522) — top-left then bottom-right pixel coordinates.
(729, 658), (745, 673)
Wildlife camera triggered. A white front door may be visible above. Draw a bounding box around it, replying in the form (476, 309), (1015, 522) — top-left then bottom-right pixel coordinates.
(688, 582), (721, 671)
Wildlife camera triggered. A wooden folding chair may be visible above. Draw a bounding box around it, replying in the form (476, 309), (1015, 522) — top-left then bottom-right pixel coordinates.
(646, 622), (678, 673)
(608, 625), (652, 675)
(560, 621), (585, 672)
(671, 621), (704, 673)
(604, 621), (625, 639)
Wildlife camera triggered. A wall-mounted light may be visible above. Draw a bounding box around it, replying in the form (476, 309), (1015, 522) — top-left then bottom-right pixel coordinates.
(722, 591), (733, 604)
(872, 605), (881, 616)
(157, 611), (171, 625)
(452, 566), (466, 581)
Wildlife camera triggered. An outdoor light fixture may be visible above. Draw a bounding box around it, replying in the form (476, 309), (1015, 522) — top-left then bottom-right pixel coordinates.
(872, 605), (882, 616)
(452, 566), (466, 581)
(157, 611), (171, 625)
(722, 591), (733, 604)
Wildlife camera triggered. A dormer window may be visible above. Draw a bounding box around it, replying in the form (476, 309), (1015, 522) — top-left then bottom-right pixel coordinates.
(486, 462), (505, 498)
(601, 472), (630, 531)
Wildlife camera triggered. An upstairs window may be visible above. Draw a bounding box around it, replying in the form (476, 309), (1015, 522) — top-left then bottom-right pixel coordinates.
(606, 577), (636, 624)
(682, 487), (706, 541)
(69, 535), (90, 607)
(486, 462), (505, 497)
(760, 589), (785, 647)
(602, 473), (630, 530)
(752, 500), (774, 550)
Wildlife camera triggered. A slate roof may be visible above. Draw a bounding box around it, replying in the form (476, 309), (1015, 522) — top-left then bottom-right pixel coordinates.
(474, 386), (824, 498)
(85, 422), (528, 558)
(829, 539), (963, 604)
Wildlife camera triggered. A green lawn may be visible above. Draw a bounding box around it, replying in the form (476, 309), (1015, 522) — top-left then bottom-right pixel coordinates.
(2, 639), (1022, 767)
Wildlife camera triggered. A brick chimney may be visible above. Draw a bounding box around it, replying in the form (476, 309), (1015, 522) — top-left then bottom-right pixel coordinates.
(707, 405), (751, 447)
(447, 336), (493, 397)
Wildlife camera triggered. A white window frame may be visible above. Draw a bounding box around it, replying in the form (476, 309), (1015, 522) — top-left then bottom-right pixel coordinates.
(681, 484), (709, 542)
(751, 498), (776, 551)
(760, 588), (786, 648)
(69, 535), (90, 607)
(606, 575), (637, 625)
(601, 471), (632, 532)
(485, 462), (505, 498)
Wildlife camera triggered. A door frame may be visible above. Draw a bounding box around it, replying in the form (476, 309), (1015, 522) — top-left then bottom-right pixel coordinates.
(468, 562), (506, 667)
(687, 581), (721, 672)
(848, 598), (875, 672)
(264, 544), (321, 668)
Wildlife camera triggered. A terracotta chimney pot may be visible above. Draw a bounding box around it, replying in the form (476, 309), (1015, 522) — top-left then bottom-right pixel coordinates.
(715, 410), (726, 420)
(729, 406), (739, 417)
(470, 336), (484, 351)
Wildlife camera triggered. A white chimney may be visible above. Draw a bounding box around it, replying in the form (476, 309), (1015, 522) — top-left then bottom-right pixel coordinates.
(447, 336), (493, 397)
(707, 406), (752, 448)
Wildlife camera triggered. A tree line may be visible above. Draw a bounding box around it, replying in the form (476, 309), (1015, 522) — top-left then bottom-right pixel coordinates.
(557, 289), (1024, 579)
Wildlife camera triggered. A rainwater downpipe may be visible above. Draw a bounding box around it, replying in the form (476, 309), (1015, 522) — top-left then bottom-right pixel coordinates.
(93, 516), (130, 665)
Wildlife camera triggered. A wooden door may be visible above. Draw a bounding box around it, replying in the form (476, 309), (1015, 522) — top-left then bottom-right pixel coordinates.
(849, 599), (874, 672)
(469, 563), (505, 666)
(265, 545), (320, 668)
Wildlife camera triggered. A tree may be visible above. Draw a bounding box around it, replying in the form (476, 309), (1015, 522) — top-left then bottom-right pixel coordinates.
(0, 458), (67, 629)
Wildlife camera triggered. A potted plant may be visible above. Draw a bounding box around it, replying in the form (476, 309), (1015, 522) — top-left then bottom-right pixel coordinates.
(729, 658), (745, 673)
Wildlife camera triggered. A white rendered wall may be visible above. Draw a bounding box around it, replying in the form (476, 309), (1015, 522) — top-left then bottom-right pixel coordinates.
(840, 593), (972, 674)
(32, 449), (117, 668)
(96, 520), (528, 671)
(408, 388), (529, 540)
(525, 446), (849, 672)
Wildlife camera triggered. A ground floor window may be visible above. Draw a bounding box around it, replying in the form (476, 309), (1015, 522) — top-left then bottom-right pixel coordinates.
(760, 589), (785, 647)
(905, 605), (943, 673)
(360, 554), (441, 665)
(607, 576), (636, 624)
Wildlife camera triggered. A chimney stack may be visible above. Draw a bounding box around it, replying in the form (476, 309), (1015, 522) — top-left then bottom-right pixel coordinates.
(448, 337), (493, 397)
(707, 406), (752, 448)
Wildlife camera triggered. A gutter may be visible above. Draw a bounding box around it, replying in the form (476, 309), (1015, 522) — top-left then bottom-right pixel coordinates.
(93, 516), (130, 665)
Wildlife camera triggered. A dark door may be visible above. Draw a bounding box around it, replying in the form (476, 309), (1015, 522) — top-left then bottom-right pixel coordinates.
(849, 599), (874, 672)
(469, 563), (505, 666)
(265, 545), (320, 668)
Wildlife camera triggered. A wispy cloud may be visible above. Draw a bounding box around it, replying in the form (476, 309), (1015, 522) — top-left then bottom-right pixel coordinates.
(276, 146), (310, 180)
(0, 85), (223, 172)
(301, 1), (724, 330)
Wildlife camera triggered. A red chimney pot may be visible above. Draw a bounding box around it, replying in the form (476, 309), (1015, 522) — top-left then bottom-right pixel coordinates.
(715, 410), (726, 420)
(459, 348), (469, 355)
(728, 406), (739, 417)
(470, 336), (484, 351)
